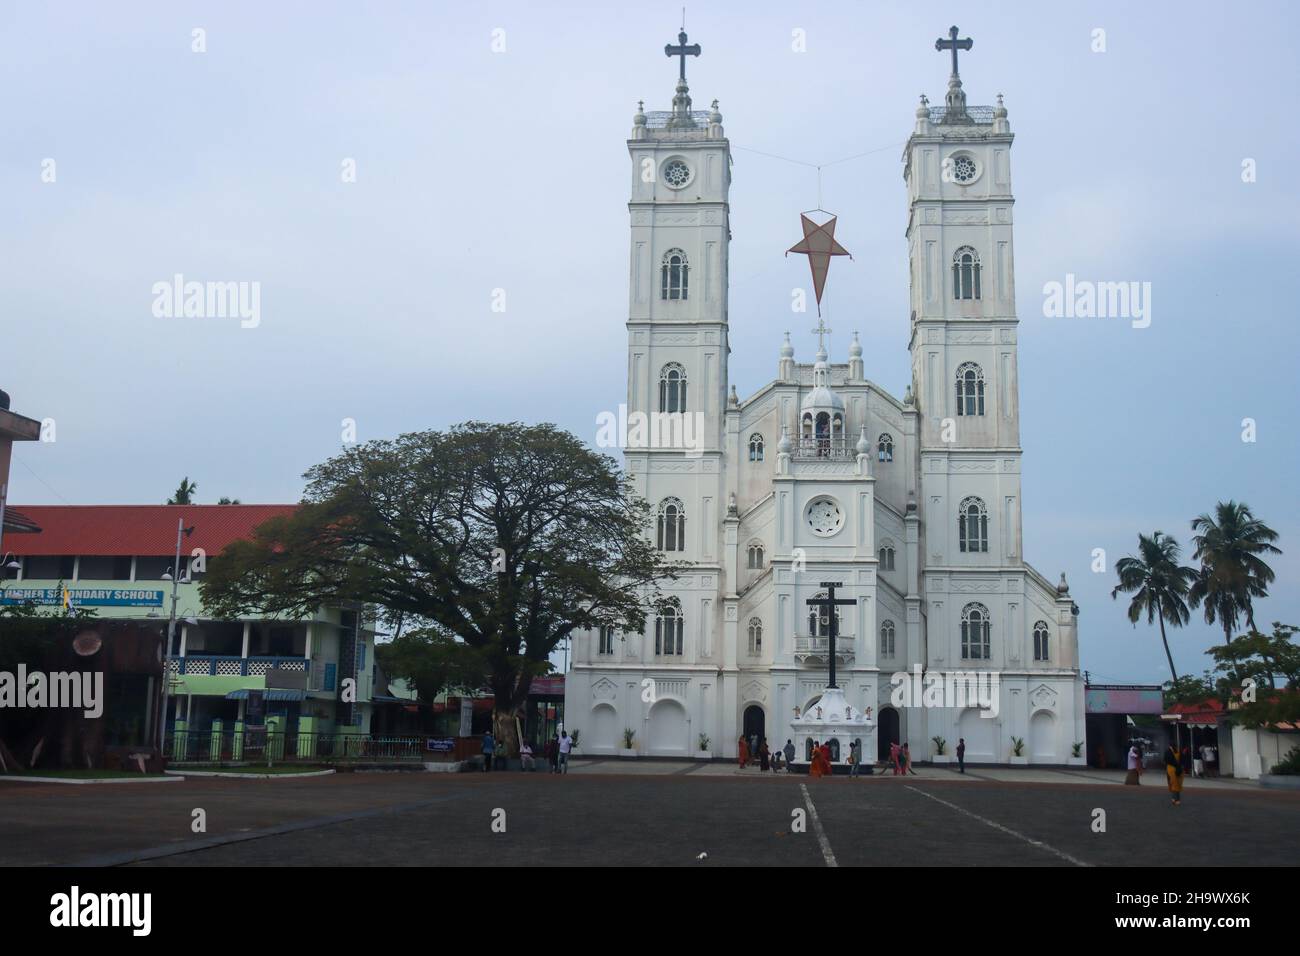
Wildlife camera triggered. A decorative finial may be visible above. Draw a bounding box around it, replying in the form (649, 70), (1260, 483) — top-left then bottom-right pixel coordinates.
(1057, 572), (1070, 595)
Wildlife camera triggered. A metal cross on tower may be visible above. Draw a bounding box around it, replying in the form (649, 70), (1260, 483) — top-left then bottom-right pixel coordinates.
(810, 318), (832, 352)
(665, 29), (701, 82)
(806, 582), (855, 689)
(935, 25), (973, 76)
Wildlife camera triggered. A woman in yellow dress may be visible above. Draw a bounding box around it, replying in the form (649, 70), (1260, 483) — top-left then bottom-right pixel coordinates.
(1164, 744), (1183, 806)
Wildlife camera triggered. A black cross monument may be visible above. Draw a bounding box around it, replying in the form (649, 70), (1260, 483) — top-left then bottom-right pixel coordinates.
(935, 25), (973, 76)
(806, 581), (855, 690)
(664, 30), (701, 82)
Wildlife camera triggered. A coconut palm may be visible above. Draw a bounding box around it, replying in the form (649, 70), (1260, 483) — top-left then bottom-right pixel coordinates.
(1189, 501), (1281, 645)
(1112, 531), (1197, 684)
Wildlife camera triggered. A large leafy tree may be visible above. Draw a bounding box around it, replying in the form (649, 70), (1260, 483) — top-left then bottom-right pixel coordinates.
(1111, 531), (1197, 684)
(1189, 501), (1281, 645)
(200, 422), (677, 753)
(1207, 623), (1300, 729)
(375, 628), (488, 705)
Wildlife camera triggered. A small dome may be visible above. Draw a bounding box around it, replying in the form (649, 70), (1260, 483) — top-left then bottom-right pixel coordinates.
(849, 331), (862, 358)
(780, 332), (794, 359)
(633, 100), (646, 125)
(915, 94), (929, 119)
(802, 353), (844, 413)
(1057, 572), (1070, 595)
(994, 93), (1007, 119)
(856, 426), (870, 456)
(777, 426), (792, 454)
(709, 99), (723, 124)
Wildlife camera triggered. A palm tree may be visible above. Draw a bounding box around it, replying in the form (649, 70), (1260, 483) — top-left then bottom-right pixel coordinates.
(1189, 501), (1281, 645)
(1112, 531), (1197, 684)
(166, 477), (197, 505)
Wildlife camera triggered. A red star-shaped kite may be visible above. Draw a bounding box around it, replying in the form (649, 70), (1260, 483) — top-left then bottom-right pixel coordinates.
(786, 212), (852, 315)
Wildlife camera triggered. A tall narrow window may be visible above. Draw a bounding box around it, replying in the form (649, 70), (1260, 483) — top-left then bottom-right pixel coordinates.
(598, 626), (615, 655)
(655, 604), (683, 656)
(659, 363), (687, 413)
(747, 543), (765, 570)
(880, 620), (896, 658)
(955, 362), (985, 416)
(878, 545), (896, 571)
(961, 603), (991, 660)
(747, 618), (763, 656)
(952, 246), (981, 300)
(1033, 621), (1050, 662)
(877, 433), (894, 462)
(958, 496), (988, 553)
(661, 249), (689, 300)
(748, 433), (765, 462)
(657, 497), (686, 552)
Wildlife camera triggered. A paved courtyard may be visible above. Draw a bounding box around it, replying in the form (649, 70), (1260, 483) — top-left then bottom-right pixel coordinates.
(2, 760), (1296, 867)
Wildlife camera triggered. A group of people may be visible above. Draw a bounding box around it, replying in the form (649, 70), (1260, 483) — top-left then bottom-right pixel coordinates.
(1125, 738), (1197, 805)
(886, 741), (920, 776)
(481, 730), (573, 773)
(737, 736), (802, 772)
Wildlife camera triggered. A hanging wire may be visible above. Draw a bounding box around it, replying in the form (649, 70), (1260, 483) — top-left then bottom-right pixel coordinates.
(733, 139), (905, 214)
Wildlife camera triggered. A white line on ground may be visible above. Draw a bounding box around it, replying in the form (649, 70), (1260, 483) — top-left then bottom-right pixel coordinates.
(799, 783), (838, 867)
(905, 785), (1091, 867)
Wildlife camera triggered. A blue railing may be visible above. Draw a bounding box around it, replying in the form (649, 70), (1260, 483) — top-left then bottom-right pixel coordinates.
(172, 656), (308, 676)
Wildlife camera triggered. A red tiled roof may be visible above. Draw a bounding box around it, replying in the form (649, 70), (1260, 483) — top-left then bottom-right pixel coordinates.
(2, 507), (41, 534)
(3, 505), (298, 556)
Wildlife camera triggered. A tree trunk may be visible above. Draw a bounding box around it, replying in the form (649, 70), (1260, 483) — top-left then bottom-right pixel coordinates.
(1157, 607), (1179, 686)
(492, 708), (519, 760)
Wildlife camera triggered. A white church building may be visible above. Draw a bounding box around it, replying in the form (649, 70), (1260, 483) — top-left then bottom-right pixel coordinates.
(566, 29), (1086, 765)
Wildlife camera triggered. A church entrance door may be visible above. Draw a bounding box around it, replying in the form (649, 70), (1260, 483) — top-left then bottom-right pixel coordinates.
(742, 705), (765, 752)
(877, 707), (900, 761)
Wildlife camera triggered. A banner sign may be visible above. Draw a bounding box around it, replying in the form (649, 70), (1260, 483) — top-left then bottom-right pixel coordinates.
(425, 737), (456, 753)
(0, 588), (165, 607)
(1085, 687), (1164, 715)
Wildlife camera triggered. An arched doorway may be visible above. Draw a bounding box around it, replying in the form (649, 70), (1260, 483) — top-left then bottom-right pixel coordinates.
(742, 705), (765, 752)
(877, 707), (900, 761)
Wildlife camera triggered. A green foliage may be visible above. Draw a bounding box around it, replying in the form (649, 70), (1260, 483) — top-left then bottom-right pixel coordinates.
(698, 732), (710, 752)
(1162, 672), (1216, 707)
(1072, 741), (1084, 757)
(374, 628), (487, 704)
(0, 596), (99, 669)
(1010, 736), (1025, 757)
(1189, 501), (1281, 645)
(201, 422), (679, 728)
(167, 477), (197, 505)
(1270, 745), (1300, 776)
(1209, 623), (1300, 729)
(1111, 531), (1196, 684)
(623, 727), (636, 749)
(931, 735), (946, 755)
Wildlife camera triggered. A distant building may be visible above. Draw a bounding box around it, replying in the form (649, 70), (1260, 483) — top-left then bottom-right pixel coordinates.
(1, 504), (376, 765)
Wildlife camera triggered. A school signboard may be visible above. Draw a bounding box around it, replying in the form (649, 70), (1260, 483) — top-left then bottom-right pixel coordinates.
(0, 587), (165, 607)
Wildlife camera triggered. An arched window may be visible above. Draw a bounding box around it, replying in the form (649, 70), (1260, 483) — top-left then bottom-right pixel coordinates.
(747, 618), (763, 656)
(877, 433), (894, 462)
(961, 602), (991, 660)
(880, 620), (896, 658)
(955, 362), (985, 416)
(748, 433), (765, 462)
(1033, 621), (1050, 662)
(952, 246), (981, 300)
(659, 363), (687, 413)
(747, 543), (765, 570)
(598, 626), (615, 656)
(958, 496), (988, 553)
(661, 249), (689, 300)
(655, 603), (684, 656)
(878, 545), (896, 571)
(807, 590), (843, 638)
(657, 497), (686, 552)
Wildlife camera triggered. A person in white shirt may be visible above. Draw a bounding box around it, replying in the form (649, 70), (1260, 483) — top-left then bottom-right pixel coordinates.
(1125, 742), (1142, 785)
(558, 731), (573, 773)
(520, 741), (535, 771)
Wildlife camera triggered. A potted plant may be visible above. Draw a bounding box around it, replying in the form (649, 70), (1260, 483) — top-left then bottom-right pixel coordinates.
(1068, 740), (1086, 766)
(1010, 736), (1028, 765)
(1260, 745), (1300, 790)
(696, 733), (711, 759)
(619, 727), (637, 757)
(931, 735), (950, 764)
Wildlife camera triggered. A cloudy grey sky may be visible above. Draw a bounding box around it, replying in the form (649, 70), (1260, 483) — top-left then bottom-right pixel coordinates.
(3, 1), (1297, 685)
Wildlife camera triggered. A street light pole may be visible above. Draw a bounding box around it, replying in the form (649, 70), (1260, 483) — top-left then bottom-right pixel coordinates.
(157, 516), (190, 757)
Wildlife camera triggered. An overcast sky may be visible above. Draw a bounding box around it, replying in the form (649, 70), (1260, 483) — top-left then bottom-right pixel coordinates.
(3, 1), (1297, 685)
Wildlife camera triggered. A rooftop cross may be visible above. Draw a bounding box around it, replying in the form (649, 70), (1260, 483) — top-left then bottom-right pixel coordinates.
(665, 29), (701, 83)
(935, 25), (973, 76)
(810, 318), (832, 352)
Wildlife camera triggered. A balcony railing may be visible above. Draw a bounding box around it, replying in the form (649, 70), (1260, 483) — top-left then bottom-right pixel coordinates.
(793, 636), (855, 664)
(792, 438), (854, 461)
(164, 730), (425, 764)
(167, 656), (309, 677)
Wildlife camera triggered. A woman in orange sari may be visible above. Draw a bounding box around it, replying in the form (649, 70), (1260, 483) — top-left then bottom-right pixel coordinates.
(1164, 744), (1183, 806)
(809, 740), (828, 778)
(738, 736), (750, 769)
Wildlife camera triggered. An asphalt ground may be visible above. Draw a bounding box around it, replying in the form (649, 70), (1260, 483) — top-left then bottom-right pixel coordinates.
(2, 764), (1297, 867)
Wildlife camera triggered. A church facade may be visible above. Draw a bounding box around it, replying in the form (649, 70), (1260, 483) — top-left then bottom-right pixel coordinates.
(566, 31), (1086, 765)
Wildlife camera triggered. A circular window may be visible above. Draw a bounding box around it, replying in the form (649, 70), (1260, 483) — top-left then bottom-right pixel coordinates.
(950, 154), (978, 184)
(805, 496), (844, 537)
(663, 159), (692, 188)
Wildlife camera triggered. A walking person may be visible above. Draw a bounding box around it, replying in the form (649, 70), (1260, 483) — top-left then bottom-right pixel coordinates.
(1124, 741), (1142, 785)
(545, 733), (559, 773)
(737, 735), (750, 769)
(889, 741), (902, 776)
(784, 739), (796, 773)
(558, 729), (573, 773)
(481, 729), (495, 773)
(1165, 743), (1184, 806)
(903, 742), (917, 775)
(519, 740), (535, 771)
(956, 737), (966, 774)
(759, 738), (770, 772)
(849, 738), (861, 777)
